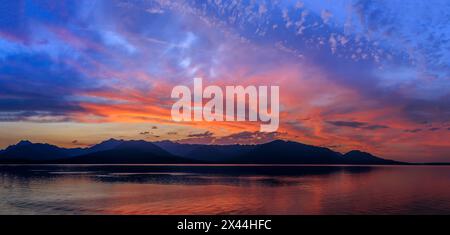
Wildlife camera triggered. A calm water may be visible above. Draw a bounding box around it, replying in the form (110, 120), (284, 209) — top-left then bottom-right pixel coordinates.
(0, 164), (449, 214)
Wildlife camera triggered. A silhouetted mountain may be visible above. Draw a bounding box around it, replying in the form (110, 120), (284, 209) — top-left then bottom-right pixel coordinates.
(187, 144), (256, 162)
(0, 140), (70, 162)
(343, 150), (401, 164)
(153, 141), (201, 157)
(155, 140), (342, 164)
(228, 140), (343, 164)
(154, 140), (400, 164)
(0, 139), (405, 164)
(154, 141), (255, 162)
(87, 138), (124, 153)
(3, 140), (33, 152)
(61, 140), (195, 164)
(14, 140), (33, 147)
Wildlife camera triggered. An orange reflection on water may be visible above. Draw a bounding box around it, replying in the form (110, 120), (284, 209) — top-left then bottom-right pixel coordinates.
(1, 165), (450, 214)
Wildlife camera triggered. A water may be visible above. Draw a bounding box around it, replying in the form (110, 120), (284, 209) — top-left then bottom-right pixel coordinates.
(0, 164), (449, 214)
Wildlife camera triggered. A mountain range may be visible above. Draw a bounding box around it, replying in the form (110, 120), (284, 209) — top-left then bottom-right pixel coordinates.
(0, 138), (404, 164)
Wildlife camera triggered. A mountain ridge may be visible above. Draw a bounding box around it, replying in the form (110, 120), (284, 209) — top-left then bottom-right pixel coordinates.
(0, 139), (406, 164)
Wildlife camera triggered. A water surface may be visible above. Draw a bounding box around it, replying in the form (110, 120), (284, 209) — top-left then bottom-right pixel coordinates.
(1, 165), (449, 214)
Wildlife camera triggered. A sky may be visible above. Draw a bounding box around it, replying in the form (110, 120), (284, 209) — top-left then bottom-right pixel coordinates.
(0, 0), (450, 162)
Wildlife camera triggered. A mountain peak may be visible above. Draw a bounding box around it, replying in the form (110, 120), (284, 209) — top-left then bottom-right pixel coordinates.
(87, 138), (125, 152)
(17, 140), (33, 146)
(104, 138), (122, 143)
(342, 150), (398, 164)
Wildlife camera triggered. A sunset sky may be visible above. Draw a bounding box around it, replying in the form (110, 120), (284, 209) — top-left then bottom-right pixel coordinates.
(1, 0), (450, 162)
